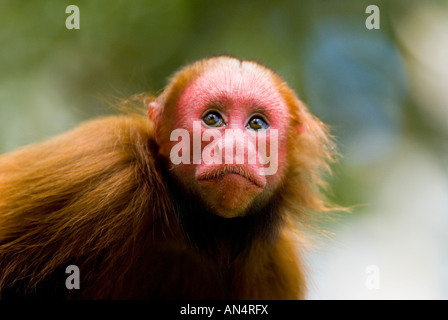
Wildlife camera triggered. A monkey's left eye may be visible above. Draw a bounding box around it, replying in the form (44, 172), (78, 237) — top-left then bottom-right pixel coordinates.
(247, 116), (269, 131)
(202, 112), (224, 127)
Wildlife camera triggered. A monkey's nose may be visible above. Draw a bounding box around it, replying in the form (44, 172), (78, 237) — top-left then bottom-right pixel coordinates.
(219, 134), (257, 165)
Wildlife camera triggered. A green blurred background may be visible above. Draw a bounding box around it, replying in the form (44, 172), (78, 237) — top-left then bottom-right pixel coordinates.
(1, 0), (447, 299)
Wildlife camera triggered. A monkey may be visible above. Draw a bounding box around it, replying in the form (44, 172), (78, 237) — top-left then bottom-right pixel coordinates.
(0, 55), (337, 300)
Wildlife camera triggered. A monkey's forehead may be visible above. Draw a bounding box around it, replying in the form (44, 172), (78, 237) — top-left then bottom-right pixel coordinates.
(179, 62), (289, 114)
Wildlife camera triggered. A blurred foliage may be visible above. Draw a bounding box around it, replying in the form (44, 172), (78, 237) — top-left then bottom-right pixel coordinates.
(1, 0), (447, 216)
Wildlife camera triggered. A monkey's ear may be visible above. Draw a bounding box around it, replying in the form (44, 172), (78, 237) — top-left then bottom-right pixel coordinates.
(296, 123), (305, 134)
(148, 101), (160, 124)
(291, 117), (306, 135)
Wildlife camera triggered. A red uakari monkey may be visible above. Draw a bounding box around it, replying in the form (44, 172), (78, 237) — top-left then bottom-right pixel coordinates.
(0, 56), (337, 299)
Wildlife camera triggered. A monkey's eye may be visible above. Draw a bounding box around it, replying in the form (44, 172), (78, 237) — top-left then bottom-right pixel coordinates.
(247, 116), (269, 131)
(202, 112), (224, 127)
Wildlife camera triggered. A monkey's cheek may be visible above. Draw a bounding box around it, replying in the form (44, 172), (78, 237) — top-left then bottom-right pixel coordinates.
(198, 174), (263, 218)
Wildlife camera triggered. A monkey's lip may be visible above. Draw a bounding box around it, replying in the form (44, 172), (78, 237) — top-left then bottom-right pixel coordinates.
(196, 165), (266, 189)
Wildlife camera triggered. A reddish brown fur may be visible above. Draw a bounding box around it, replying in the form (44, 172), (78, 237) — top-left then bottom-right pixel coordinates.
(0, 56), (337, 299)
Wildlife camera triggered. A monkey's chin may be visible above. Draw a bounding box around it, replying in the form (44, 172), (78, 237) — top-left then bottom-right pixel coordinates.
(197, 173), (264, 218)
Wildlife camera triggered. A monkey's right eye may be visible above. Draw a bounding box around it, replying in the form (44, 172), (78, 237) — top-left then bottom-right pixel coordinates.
(202, 112), (224, 127)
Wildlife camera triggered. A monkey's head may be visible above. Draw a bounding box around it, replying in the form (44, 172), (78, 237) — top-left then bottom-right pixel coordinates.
(149, 56), (335, 219)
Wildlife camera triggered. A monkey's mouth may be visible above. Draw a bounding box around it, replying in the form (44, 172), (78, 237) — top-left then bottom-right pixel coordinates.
(196, 165), (266, 189)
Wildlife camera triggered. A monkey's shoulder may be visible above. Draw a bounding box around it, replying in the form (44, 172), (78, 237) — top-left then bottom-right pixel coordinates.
(0, 114), (158, 204)
(62, 114), (155, 151)
(0, 114), (160, 259)
(1, 114), (153, 167)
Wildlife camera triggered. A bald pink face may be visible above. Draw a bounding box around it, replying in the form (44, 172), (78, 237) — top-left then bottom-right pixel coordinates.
(160, 61), (291, 218)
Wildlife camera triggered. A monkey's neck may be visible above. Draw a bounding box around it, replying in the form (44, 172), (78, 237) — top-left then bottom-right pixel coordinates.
(161, 165), (283, 266)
